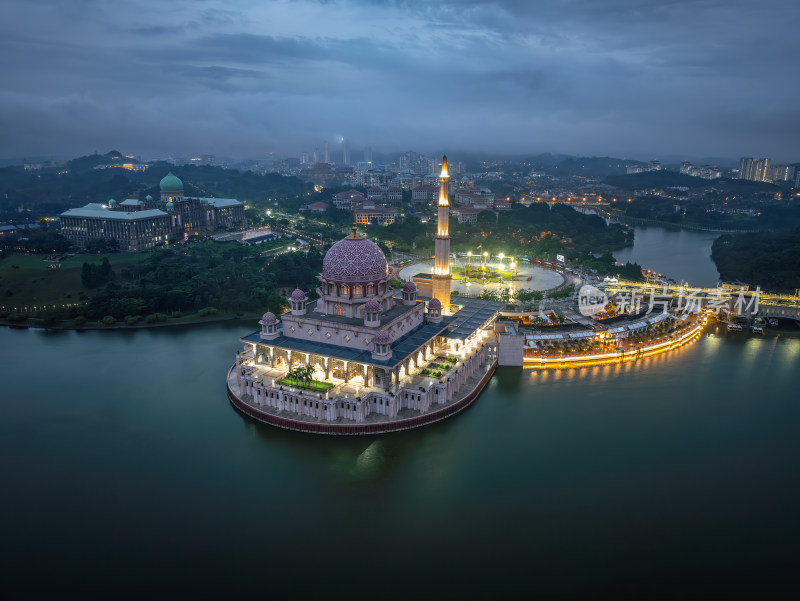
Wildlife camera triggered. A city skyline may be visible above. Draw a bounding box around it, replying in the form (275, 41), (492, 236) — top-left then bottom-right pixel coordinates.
(1, 0), (799, 161)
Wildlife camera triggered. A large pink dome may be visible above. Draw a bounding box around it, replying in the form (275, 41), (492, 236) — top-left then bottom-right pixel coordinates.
(322, 236), (388, 283)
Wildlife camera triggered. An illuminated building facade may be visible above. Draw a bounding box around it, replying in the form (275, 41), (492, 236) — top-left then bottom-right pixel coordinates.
(59, 203), (170, 252)
(228, 211), (502, 433)
(739, 157), (773, 182)
(60, 172), (245, 251)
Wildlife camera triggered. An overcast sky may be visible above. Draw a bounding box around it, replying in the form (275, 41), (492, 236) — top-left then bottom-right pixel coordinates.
(1, 0), (798, 162)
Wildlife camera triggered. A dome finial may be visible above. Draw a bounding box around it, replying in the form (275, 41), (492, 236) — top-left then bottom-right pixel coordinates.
(349, 196), (360, 239)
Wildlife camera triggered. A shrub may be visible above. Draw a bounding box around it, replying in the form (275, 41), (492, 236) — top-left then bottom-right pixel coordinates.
(144, 313), (169, 324)
(197, 306), (219, 317)
(73, 315), (87, 326)
(102, 315), (117, 325)
(171, 311), (183, 318)
(125, 315), (142, 325)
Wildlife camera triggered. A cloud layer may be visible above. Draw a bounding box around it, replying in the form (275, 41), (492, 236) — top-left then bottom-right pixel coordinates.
(1, 0), (797, 161)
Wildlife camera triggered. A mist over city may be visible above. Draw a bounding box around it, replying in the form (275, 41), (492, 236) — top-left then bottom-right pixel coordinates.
(2, 0), (798, 161)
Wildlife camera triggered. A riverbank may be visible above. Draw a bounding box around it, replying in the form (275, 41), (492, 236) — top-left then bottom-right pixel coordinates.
(605, 210), (762, 233)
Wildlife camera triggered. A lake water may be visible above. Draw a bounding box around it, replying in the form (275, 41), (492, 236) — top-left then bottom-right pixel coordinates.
(2, 226), (798, 598)
(614, 225), (721, 287)
(2, 319), (799, 598)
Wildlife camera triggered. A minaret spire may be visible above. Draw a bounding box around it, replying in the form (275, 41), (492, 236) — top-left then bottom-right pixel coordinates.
(350, 197), (359, 238)
(432, 154), (452, 313)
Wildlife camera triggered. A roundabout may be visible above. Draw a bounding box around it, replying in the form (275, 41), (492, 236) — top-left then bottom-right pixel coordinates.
(398, 258), (565, 295)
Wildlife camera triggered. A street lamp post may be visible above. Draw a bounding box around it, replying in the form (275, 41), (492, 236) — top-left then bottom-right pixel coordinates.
(467, 251), (472, 280)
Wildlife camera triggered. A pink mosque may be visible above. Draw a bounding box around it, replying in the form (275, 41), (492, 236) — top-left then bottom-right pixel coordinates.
(227, 157), (503, 434)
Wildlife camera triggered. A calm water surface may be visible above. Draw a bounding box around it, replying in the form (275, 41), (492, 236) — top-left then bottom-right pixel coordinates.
(2, 322), (799, 598)
(614, 226), (721, 287)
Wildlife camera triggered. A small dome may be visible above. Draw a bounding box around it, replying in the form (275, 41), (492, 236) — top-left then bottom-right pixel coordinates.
(364, 299), (381, 312)
(374, 330), (390, 344)
(261, 312), (277, 325)
(145, 195), (153, 201)
(159, 172), (183, 192)
(166, 200), (174, 208)
(289, 289), (307, 302)
(108, 198), (116, 206)
(429, 298), (442, 310)
(402, 281), (417, 293)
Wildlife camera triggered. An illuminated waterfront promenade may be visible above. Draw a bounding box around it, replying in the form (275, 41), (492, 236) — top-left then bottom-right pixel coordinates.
(522, 315), (706, 368)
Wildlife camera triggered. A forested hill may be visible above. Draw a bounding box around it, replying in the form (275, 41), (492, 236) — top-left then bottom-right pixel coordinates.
(712, 228), (800, 292)
(604, 171), (779, 194)
(0, 152), (310, 220)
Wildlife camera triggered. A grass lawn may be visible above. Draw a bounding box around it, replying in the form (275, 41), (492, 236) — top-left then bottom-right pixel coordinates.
(277, 376), (335, 392)
(0, 253), (151, 310)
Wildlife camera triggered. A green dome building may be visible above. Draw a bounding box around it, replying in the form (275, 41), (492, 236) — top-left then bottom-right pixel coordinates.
(159, 172), (183, 192)
(159, 172), (184, 204)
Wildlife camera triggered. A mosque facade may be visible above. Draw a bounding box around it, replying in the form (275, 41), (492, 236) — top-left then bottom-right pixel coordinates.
(228, 157), (503, 434)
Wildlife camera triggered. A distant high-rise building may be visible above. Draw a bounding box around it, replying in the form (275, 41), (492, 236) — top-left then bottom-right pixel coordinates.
(754, 158), (772, 182)
(680, 160), (721, 180)
(739, 157), (755, 180)
(772, 164), (795, 182)
(324, 141), (329, 164)
(342, 138), (349, 165)
(313, 149), (319, 163)
(626, 159), (661, 175)
(365, 146), (372, 163)
(399, 151), (435, 175)
(739, 157), (772, 182)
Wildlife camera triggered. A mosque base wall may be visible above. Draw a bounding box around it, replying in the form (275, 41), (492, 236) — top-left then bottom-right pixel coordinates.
(227, 360), (497, 435)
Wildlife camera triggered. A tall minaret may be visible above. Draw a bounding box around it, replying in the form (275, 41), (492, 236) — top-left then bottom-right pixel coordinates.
(432, 155), (452, 313)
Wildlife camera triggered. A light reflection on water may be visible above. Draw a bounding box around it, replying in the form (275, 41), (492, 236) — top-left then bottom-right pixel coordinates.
(2, 323), (800, 598)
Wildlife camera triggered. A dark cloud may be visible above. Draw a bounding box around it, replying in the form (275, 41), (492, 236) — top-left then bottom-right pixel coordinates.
(0, 0), (797, 161)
